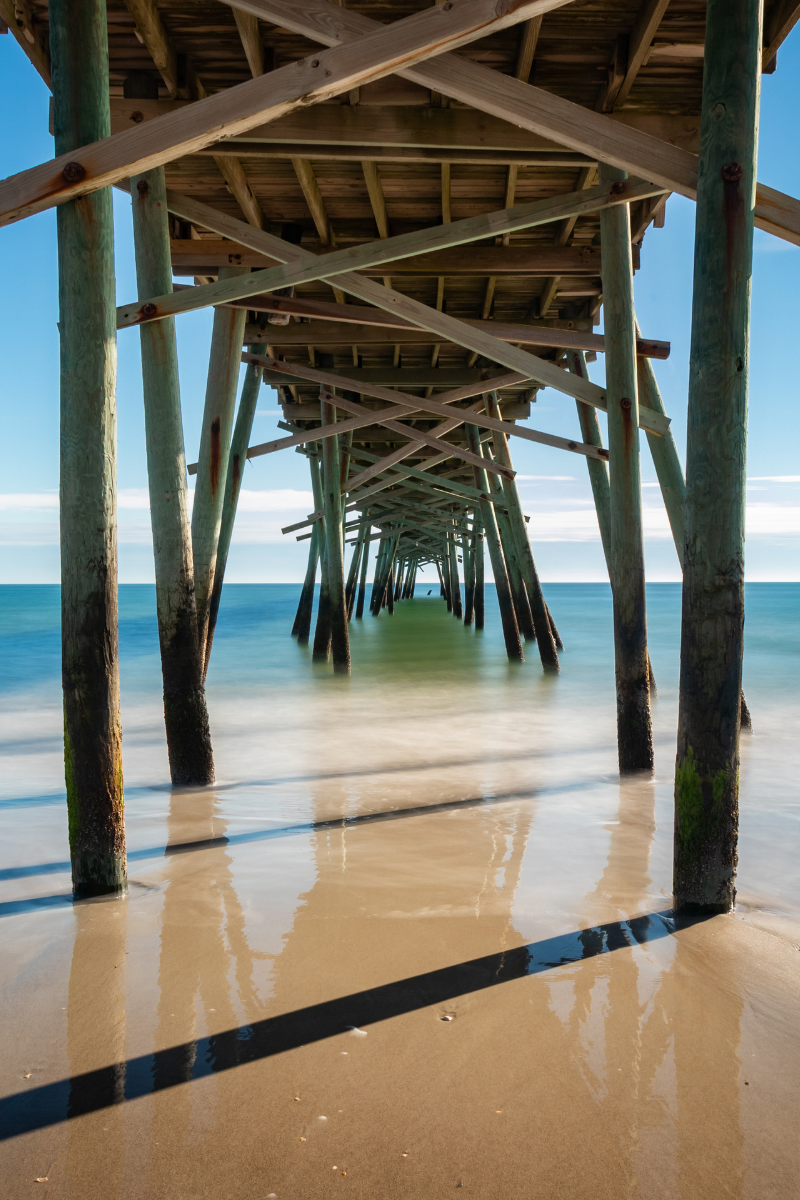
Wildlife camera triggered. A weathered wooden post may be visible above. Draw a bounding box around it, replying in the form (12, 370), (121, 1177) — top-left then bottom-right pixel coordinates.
(465, 425), (523, 661)
(474, 527), (485, 630)
(634, 334), (686, 553)
(463, 531), (475, 626)
(130, 163), (214, 786)
(191, 267), (249, 669)
(448, 525), (463, 619)
(52, 0), (126, 898)
(486, 392), (560, 671)
(318, 384), (350, 673)
(205, 352), (264, 665)
(674, 0), (761, 913)
(355, 526), (370, 618)
(294, 452), (323, 642)
(370, 537), (388, 613)
(599, 162), (653, 773)
(387, 562), (395, 614)
(568, 351), (614, 565)
(440, 540), (453, 611)
(345, 525), (366, 617)
(481, 440), (536, 643)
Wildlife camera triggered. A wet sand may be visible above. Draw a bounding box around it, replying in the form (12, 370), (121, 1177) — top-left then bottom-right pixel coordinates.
(1, 593), (799, 1198)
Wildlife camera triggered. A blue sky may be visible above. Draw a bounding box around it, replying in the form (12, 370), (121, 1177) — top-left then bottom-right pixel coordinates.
(1, 28), (799, 583)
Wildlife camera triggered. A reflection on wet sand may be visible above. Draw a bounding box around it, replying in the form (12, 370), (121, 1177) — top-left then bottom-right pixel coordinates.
(1, 603), (799, 1196)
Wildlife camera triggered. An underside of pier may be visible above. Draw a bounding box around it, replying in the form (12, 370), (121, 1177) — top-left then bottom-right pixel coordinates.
(2, 0), (799, 908)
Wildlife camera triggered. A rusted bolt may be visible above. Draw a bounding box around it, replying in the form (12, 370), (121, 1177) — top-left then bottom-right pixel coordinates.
(722, 162), (743, 182)
(62, 161), (85, 184)
(137, 179), (149, 195)
(611, 180), (626, 195)
(141, 303), (157, 317)
(131, 110), (144, 124)
(621, 397), (632, 410)
(567, 441), (577, 449)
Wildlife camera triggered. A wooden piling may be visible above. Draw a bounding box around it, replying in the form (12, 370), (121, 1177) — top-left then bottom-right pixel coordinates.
(463, 531), (475, 626)
(465, 424), (523, 661)
(52, 0), (126, 897)
(206, 352), (264, 664)
(387, 562), (395, 614)
(130, 163), (214, 786)
(448, 526), (463, 619)
(295, 452), (323, 642)
(568, 352), (614, 565)
(318, 380), (350, 672)
(598, 162), (653, 773)
(355, 526), (370, 618)
(345, 524), (365, 618)
(635, 333), (686, 553)
(474, 527), (486, 631)
(191, 266), (249, 666)
(674, 0), (761, 913)
(485, 392), (558, 670)
(370, 537), (389, 614)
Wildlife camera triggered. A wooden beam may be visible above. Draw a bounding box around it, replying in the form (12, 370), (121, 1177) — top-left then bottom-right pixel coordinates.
(233, 6), (264, 77)
(212, 154), (264, 228)
(122, 179), (662, 326)
(108, 97), (703, 156)
(122, 0), (179, 96)
(236, 296), (668, 357)
(0, 0), (51, 86)
(306, 387), (516, 481)
(763, 0), (800, 67)
(514, 16), (542, 82)
(1, 0), (574, 226)
(362, 160), (389, 240)
(613, 0), (671, 110)
(123, 0), (268, 233)
(158, 187), (672, 432)
(241, 351), (609, 463)
(251, 0), (800, 247)
(172, 241), (607, 277)
(292, 157), (334, 246)
(211, 366), (523, 469)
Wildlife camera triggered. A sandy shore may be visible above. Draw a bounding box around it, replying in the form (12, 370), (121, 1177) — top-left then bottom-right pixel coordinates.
(1, 598), (799, 1197)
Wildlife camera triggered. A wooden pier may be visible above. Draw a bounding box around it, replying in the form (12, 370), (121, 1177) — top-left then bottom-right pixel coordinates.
(2, 0), (799, 909)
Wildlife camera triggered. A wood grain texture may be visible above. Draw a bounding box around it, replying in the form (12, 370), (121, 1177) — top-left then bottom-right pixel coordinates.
(0, 0), (573, 225)
(248, 0), (800, 246)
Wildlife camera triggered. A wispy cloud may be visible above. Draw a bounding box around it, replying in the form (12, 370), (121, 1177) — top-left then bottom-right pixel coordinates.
(0, 493), (58, 510)
(747, 476), (800, 483)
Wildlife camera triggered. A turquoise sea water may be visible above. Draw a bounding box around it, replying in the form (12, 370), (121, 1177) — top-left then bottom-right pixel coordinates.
(0, 582), (797, 919)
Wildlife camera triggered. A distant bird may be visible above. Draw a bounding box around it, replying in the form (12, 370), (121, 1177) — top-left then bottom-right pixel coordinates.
(427, 590), (432, 595)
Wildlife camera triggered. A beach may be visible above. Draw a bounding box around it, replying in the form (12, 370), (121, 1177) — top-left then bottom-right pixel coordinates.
(1, 584), (798, 1198)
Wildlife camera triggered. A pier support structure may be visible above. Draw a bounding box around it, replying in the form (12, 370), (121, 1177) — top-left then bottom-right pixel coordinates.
(674, 0), (762, 913)
(131, 162), (214, 786)
(598, 163), (653, 774)
(191, 267), (248, 671)
(52, 0), (126, 897)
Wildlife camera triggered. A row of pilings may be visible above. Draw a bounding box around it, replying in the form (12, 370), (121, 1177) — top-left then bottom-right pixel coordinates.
(51, 0), (761, 917)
